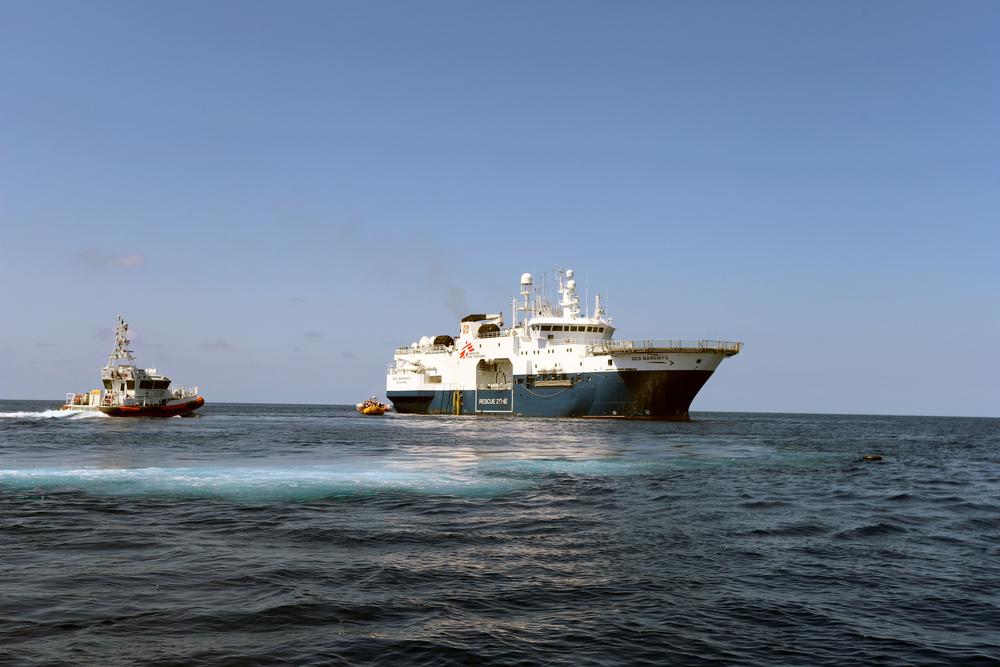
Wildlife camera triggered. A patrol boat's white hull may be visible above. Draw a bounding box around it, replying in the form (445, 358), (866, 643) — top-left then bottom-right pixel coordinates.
(386, 270), (740, 420)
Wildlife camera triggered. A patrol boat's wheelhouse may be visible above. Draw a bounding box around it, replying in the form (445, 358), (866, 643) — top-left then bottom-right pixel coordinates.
(62, 316), (205, 417)
(386, 269), (741, 419)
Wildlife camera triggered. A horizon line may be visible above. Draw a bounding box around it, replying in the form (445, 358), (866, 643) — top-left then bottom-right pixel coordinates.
(0, 398), (996, 420)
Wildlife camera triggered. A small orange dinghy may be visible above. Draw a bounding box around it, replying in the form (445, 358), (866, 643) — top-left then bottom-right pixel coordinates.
(356, 396), (390, 415)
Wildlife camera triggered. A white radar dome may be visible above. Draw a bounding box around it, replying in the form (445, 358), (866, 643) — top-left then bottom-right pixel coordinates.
(566, 269), (574, 279)
(419, 336), (430, 346)
(520, 272), (533, 285)
(567, 279), (576, 290)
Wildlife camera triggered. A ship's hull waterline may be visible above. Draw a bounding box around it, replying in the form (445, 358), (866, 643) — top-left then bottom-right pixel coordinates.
(388, 370), (713, 420)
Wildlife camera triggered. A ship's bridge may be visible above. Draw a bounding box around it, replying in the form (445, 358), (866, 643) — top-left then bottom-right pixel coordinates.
(525, 318), (614, 342)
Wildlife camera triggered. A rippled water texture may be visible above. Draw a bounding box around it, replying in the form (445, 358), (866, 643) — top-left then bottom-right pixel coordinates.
(2, 401), (998, 665)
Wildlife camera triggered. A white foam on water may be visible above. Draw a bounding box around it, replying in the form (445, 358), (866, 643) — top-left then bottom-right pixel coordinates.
(0, 409), (108, 420)
(476, 444), (807, 477)
(0, 465), (532, 501)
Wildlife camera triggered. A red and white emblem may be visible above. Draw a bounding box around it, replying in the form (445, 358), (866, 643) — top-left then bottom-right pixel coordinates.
(459, 341), (475, 358)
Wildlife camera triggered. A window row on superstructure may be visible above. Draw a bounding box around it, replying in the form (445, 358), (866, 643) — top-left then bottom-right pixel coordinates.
(102, 379), (171, 390)
(529, 324), (607, 333)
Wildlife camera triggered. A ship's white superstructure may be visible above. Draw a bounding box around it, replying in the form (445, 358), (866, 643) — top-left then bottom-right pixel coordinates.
(386, 269), (740, 419)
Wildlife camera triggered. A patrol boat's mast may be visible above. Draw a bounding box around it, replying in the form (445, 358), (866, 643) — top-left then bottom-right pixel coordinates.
(107, 315), (135, 368)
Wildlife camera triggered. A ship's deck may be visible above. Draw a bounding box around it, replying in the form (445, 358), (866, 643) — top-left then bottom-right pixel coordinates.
(394, 338), (742, 357)
(586, 339), (742, 356)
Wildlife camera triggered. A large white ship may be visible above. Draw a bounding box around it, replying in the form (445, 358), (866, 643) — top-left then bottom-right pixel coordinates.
(386, 269), (741, 419)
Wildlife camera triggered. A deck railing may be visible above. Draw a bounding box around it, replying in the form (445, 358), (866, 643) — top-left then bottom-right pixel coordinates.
(394, 344), (453, 355)
(478, 382), (513, 390)
(171, 386), (200, 399)
(395, 337), (742, 356)
(587, 339), (742, 356)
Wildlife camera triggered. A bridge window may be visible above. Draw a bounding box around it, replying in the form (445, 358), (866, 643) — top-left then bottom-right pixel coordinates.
(541, 325), (551, 331)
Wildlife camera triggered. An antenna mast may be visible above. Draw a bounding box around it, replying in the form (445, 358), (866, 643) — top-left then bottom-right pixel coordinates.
(107, 315), (135, 367)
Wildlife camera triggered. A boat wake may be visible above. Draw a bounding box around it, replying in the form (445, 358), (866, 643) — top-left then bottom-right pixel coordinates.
(0, 409), (108, 420)
(0, 465), (531, 501)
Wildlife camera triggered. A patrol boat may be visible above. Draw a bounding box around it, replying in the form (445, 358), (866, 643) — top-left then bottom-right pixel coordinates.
(62, 316), (205, 417)
(386, 269), (741, 419)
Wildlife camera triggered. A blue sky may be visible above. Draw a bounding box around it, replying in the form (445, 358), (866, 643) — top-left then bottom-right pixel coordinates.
(1, 1), (997, 416)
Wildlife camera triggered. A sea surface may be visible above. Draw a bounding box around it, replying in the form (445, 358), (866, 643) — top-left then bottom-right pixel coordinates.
(1, 400), (998, 666)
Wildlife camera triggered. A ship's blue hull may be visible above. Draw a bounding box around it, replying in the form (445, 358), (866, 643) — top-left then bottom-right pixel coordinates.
(387, 370), (713, 420)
